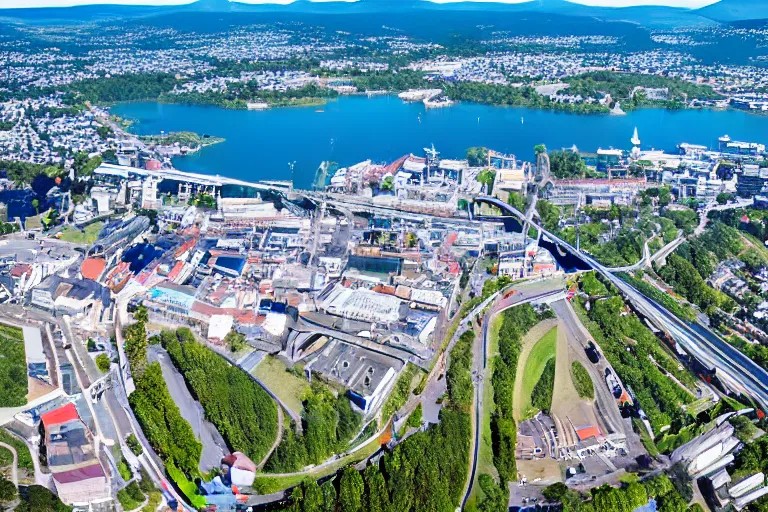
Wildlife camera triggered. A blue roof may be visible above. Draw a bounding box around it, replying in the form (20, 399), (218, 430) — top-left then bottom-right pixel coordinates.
(214, 255), (246, 276)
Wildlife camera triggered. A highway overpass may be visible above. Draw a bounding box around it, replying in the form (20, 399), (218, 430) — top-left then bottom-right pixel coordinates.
(473, 195), (768, 411)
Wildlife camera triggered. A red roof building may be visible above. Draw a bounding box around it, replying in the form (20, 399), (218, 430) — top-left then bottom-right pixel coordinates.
(80, 258), (106, 281)
(41, 402), (79, 427)
(41, 403), (109, 505)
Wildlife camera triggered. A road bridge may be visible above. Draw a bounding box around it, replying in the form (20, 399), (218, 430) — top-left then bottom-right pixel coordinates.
(471, 195), (768, 411)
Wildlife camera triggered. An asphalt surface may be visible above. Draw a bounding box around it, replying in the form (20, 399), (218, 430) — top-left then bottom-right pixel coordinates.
(461, 278), (567, 509)
(478, 194), (768, 412)
(147, 345), (229, 472)
(550, 299), (626, 437)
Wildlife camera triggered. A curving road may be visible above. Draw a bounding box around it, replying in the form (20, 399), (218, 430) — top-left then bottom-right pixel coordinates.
(0, 441), (18, 488)
(461, 280), (567, 509)
(474, 195), (768, 411)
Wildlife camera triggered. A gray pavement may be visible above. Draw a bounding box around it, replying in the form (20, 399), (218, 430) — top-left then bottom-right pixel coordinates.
(550, 299), (625, 437)
(147, 345), (229, 472)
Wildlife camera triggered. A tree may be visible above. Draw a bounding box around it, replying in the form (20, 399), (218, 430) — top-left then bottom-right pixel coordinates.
(549, 150), (588, 179)
(716, 192), (732, 205)
(321, 480), (337, 512)
(478, 474), (508, 511)
(339, 467), (364, 512)
(534, 143), (547, 155)
(466, 146), (489, 167)
(95, 353), (111, 373)
(123, 322), (148, 375)
(0, 476), (16, 503)
(41, 209), (59, 230)
(31, 199), (39, 214)
(363, 465), (392, 512)
(658, 187), (672, 207)
(476, 169), (496, 191)
(16, 485), (70, 512)
(126, 434), (143, 456)
(134, 305), (149, 324)
(302, 479), (324, 512)
(224, 330), (247, 352)
(507, 191), (526, 212)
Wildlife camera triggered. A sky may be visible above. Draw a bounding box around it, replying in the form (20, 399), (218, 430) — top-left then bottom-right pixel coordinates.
(0, 0), (722, 8)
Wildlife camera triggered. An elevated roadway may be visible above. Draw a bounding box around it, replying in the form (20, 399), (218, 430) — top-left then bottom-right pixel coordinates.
(473, 195), (768, 411)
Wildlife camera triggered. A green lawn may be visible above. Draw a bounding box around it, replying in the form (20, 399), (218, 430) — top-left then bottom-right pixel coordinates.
(0, 445), (13, 468)
(58, 221), (104, 244)
(0, 323), (27, 407)
(518, 327), (557, 420)
(251, 356), (309, 416)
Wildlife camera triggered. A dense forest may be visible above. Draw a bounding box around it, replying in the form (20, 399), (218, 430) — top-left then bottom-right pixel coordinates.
(123, 314), (202, 476)
(161, 328), (279, 465)
(488, 304), (550, 493)
(564, 71), (721, 110)
(542, 473), (698, 512)
(265, 382), (361, 472)
(69, 73), (179, 103)
(277, 323), (473, 512)
(548, 150), (591, 179)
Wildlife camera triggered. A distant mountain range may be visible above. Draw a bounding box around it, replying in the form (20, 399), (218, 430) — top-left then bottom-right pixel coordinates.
(0, 0), (766, 26)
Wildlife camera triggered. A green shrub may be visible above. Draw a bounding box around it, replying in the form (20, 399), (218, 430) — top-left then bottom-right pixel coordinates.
(0, 430), (33, 471)
(95, 353), (111, 373)
(117, 481), (144, 511)
(126, 434), (143, 456)
(571, 361), (594, 399)
(490, 303), (545, 483)
(128, 363), (201, 474)
(162, 329), (278, 465)
(0, 324), (27, 407)
(531, 358), (556, 414)
(406, 403), (423, 428)
(166, 462), (206, 509)
(118, 457), (132, 481)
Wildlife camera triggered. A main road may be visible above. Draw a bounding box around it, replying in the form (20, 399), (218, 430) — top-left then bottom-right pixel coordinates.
(474, 195), (768, 411)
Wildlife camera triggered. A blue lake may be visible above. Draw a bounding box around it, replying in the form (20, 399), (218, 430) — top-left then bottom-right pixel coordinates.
(112, 96), (768, 189)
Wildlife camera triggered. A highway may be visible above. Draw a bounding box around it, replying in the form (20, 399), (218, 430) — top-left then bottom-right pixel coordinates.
(474, 195), (768, 411)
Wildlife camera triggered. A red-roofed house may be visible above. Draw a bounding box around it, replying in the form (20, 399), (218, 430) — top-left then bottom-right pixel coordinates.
(41, 403), (109, 505)
(41, 402), (79, 427)
(576, 426), (602, 442)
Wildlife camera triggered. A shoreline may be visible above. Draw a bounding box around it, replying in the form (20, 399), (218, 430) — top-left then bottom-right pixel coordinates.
(106, 93), (768, 118)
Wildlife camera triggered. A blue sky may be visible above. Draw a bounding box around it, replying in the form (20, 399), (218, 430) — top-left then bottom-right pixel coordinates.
(0, 0), (722, 8)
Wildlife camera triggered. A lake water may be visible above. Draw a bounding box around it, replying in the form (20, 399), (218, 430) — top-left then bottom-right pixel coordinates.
(112, 96), (768, 189)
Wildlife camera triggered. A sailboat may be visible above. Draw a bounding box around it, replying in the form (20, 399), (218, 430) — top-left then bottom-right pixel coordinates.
(631, 127), (641, 146)
(521, 117), (524, 125)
